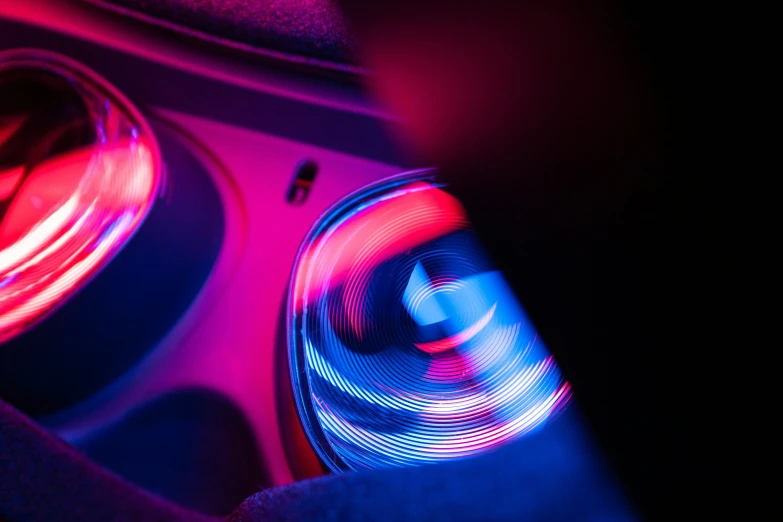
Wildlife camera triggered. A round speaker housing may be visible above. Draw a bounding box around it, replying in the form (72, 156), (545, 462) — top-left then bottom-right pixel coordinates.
(288, 172), (572, 471)
(0, 48), (161, 342)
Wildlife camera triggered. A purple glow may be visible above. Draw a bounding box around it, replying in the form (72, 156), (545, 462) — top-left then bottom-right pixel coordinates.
(289, 174), (572, 471)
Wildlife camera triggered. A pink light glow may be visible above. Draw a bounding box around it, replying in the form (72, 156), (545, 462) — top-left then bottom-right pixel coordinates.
(295, 182), (469, 335)
(0, 167), (24, 199)
(415, 303), (496, 354)
(0, 114), (26, 147)
(0, 140), (158, 341)
(291, 176), (573, 470)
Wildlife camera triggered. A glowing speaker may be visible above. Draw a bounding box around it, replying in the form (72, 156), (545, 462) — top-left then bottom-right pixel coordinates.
(0, 48), (160, 343)
(0, 49), (225, 416)
(288, 172), (572, 471)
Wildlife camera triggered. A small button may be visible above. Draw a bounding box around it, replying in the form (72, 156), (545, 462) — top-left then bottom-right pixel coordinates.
(287, 160), (318, 206)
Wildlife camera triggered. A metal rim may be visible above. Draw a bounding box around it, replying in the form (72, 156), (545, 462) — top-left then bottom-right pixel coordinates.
(286, 169), (438, 473)
(0, 48), (163, 342)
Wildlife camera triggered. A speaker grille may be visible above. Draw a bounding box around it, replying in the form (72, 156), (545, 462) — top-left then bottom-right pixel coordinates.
(288, 173), (572, 471)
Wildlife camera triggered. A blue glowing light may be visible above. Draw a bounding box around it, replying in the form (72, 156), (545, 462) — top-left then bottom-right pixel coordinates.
(289, 172), (571, 471)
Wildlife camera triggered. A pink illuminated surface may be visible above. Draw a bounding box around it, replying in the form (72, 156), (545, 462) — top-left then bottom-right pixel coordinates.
(43, 110), (404, 486)
(0, 140), (159, 341)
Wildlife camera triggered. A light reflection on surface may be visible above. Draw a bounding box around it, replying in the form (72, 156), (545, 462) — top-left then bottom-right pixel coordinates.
(289, 174), (571, 471)
(0, 51), (160, 342)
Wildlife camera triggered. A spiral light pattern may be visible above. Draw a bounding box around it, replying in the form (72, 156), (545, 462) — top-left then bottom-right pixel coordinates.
(289, 174), (571, 471)
(0, 51), (160, 342)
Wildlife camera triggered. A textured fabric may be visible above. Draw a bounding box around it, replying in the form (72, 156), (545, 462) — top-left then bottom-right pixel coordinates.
(77, 388), (270, 516)
(88, 0), (357, 65)
(0, 400), (216, 522)
(2, 395), (634, 521)
(230, 413), (634, 522)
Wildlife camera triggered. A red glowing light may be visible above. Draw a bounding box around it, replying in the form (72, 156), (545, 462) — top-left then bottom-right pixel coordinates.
(0, 114), (26, 147)
(0, 140), (159, 341)
(415, 303), (496, 354)
(295, 182), (469, 328)
(0, 167), (24, 200)
(290, 176), (573, 470)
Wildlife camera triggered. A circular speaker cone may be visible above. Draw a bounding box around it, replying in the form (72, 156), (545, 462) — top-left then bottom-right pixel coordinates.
(0, 49), (161, 343)
(288, 172), (572, 471)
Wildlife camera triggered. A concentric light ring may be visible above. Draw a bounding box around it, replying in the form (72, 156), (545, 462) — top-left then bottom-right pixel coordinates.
(0, 49), (162, 343)
(289, 172), (571, 472)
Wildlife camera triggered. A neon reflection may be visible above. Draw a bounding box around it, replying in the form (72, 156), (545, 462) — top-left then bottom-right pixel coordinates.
(0, 54), (160, 342)
(289, 173), (572, 471)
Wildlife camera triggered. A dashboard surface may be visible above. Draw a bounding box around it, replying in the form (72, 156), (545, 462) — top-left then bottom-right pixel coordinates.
(1, 0), (406, 512)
